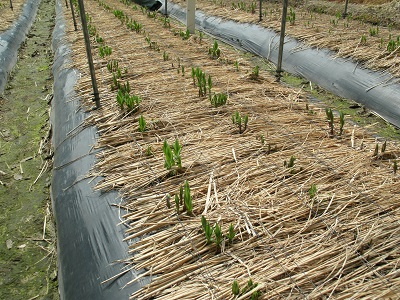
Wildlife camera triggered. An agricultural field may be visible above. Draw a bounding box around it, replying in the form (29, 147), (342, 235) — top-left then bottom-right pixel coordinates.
(65, 0), (400, 298)
(0, 0), (399, 298)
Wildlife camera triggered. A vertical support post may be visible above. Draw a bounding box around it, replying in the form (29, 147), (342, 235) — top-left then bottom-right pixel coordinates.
(187, 0), (196, 34)
(276, 0), (288, 82)
(342, 0), (349, 18)
(77, 0), (101, 108)
(259, 0), (262, 22)
(164, 0), (168, 17)
(69, 0), (78, 31)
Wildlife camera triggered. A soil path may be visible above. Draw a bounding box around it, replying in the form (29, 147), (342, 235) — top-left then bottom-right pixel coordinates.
(0, 0), (58, 298)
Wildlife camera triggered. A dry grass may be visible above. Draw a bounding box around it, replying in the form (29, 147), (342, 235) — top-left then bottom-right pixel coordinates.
(0, 0), (30, 32)
(64, 0), (400, 298)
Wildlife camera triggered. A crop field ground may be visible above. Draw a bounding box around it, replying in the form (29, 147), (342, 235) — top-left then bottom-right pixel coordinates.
(63, 0), (400, 298)
(0, 0), (399, 298)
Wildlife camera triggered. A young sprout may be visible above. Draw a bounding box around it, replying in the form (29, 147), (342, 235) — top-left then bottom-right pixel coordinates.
(373, 143), (379, 157)
(232, 111), (249, 134)
(163, 140), (175, 170)
(116, 89), (124, 109)
(394, 160), (398, 174)
(234, 60), (239, 71)
(208, 41), (221, 59)
(325, 108), (334, 136)
(201, 216), (214, 244)
(138, 115), (146, 132)
(165, 193), (171, 209)
(210, 93), (228, 107)
(339, 111), (345, 135)
(145, 145), (153, 156)
(381, 140), (387, 153)
(214, 223), (223, 247)
(309, 184), (317, 199)
(287, 156), (296, 168)
(252, 65), (260, 78)
(232, 280), (240, 296)
(183, 180), (193, 216)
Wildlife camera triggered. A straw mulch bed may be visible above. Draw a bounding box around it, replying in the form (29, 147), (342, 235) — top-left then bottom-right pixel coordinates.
(64, 0), (400, 298)
(0, 0), (28, 32)
(171, 0), (400, 81)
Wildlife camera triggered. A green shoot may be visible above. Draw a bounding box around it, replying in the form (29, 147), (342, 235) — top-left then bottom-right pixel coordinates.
(360, 34), (367, 44)
(309, 184), (317, 199)
(162, 139), (183, 171)
(251, 65), (260, 78)
(210, 93), (228, 107)
(288, 7), (296, 25)
(183, 180), (193, 216)
(116, 89), (124, 109)
(325, 108), (334, 136)
(232, 280), (240, 296)
(214, 223), (223, 247)
(227, 223), (235, 243)
(163, 140), (174, 170)
(373, 143), (379, 157)
(145, 145), (153, 156)
(165, 193), (171, 208)
(234, 60), (239, 71)
(232, 111), (249, 134)
(138, 115), (146, 132)
(208, 41), (221, 59)
(339, 111), (345, 135)
(381, 140), (387, 153)
(201, 216), (214, 244)
(394, 160), (397, 174)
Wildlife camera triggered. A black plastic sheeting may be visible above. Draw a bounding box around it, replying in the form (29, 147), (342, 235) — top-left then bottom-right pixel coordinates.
(51, 0), (146, 298)
(0, 0), (41, 94)
(165, 2), (400, 128)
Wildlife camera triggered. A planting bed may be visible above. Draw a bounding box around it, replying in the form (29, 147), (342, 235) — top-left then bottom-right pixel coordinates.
(171, 0), (400, 79)
(60, 0), (400, 298)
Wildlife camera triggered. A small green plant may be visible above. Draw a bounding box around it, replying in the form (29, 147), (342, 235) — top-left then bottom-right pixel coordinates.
(381, 140), (387, 153)
(192, 67), (207, 97)
(214, 223), (223, 247)
(209, 41), (221, 59)
(232, 280), (240, 296)
(107, 59), (119, 73)
(373, 143), (379, 157)
(284, 156), (296, 168)
(116, 89), (125, 109)
(210, 92), (228, 107)
(163, 17), (170, 28)
(251, 65), (260, 78)
(325, 108), (334, 136)
(309, 184), (317, 199)
(163, 51), (169, 61)
(99, 45), (112, 58)
(180, 29), (191, 40)
(125, 94), (141, 111)
(360, 34), (367, 45)
(199, 31), (204, 43)
(227, 223), (235, 243)
(138, 115), (146, 132)
(232, 111), (248, 134)
(162, 139), (183, 171)
(394, 160), (398, 174)
(234, 60), (239, 71)
(95, 34), (104, 44)
(339, 111), (345, 135)
(369, 26), (378, 36)
(387, 35), (399, 52)
(145, 145), (153, 156)
(288, 7), (296, 25)
(183, 180), (193, 215)
(201, 216), (214, 244)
